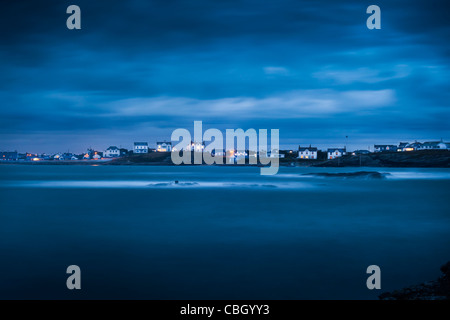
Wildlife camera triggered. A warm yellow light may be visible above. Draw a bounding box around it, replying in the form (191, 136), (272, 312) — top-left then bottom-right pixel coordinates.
(32, 158), (40, 161)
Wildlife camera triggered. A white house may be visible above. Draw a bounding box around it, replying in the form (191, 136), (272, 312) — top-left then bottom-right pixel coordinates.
(53, 153), (63, 160)
(398, 140), (449, 152)
(418, 141), (448, 150)
(298, 146), (318, 159)
(404, 141), (423, 151)
(327, 148), (346, 160)
(397, 142), (409, 152)
(156, 141), (172, 152)
(104, 146), (120, 158)
(134, 142), (148, 154)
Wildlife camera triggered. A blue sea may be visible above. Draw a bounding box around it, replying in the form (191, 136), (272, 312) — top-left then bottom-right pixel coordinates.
(0, 165), (449, 299)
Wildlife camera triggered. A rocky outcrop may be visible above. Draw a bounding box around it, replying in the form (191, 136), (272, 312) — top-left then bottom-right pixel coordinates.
(303, 171), (388, 179)
(315, 150), (450, 168)
(379, 262), (450, 300)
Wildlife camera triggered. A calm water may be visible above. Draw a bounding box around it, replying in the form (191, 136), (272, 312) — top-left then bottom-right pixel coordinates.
(0, 165), (449, 299)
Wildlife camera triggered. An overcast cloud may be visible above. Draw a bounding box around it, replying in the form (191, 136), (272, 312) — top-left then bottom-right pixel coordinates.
(0, 0), (449, 152)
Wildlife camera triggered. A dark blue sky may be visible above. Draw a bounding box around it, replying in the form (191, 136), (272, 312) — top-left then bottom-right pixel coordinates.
(1, 0), (449, 153)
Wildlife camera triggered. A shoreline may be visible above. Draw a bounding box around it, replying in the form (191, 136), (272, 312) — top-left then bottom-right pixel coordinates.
(1, 161), (449, 168)
(1, 150), (449, 168)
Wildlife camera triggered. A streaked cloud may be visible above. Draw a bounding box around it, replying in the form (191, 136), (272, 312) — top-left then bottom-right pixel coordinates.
(107, 89), (396, 119)
(313, 66), (411, 84)
(0, 0), (448, 152)
(263, 67), (289, 76)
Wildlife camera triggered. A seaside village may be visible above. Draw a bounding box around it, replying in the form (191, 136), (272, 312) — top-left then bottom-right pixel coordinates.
(1, 140), (449, 163)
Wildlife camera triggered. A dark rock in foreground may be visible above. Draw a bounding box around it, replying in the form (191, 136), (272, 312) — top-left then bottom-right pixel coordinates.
(303, 171), (389, 179)
(379, 262), (450, 300)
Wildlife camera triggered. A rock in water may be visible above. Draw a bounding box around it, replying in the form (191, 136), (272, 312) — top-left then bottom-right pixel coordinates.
(303, 171), (388, 179)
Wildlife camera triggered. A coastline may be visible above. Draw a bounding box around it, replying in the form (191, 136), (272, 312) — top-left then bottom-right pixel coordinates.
(1, 150), (449, 168)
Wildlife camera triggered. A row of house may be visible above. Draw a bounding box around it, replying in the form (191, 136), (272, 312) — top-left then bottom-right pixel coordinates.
(131, 141), (206, 155)
(2, 139), (448, 162)
(374, 140), (449, 152)
(0, 142), (175, 161)
(131, 141), (173, 155)
(298, 146), (347, 160)
(295, 140), (450, 161)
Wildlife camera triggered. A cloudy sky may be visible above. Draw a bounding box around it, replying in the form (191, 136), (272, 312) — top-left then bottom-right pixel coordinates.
(0, 0), (449, 153)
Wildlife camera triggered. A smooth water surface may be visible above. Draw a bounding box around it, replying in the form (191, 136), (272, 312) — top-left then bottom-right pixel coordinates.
(0, 165), (449, 299)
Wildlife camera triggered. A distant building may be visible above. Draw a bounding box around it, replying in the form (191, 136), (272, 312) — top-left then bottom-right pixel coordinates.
(156, 141), (172, 152)
(25, 153), (43, 161)
(352, 150), (370, 155)
(397, 140), (449, 152)
(182, 141), (205, 152)
(211, 149), (226, 156)
(405, 141), (423, 151)
(374, 145), (397, 152)
(63, 153), (78, 160)
(119, 148), (129, 157)
(104, 146), (120, 158)
(283, 150), (296, 157)
(83, 149), (103, 159)
(418, 141), (448, 150)
(398, 140), (449, 152)
(397, 142), (409, 152)
(298, 145), (318, 159)
(236, 150), (249, 159)
(267, 149), (284, 158)
(0, 151), (18, 161)
(134, 142), (148, 154)
(54, 153), (77, 160)
(52, 153), (63, 160)
(25, 153), (39, 161)
(327, 148), (346, 160)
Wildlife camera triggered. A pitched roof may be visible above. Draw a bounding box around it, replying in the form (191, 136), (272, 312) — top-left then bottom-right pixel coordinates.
(298, 147), (318, 151)
(422, 141), (443, 146)
(327, 148), (346, 152)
